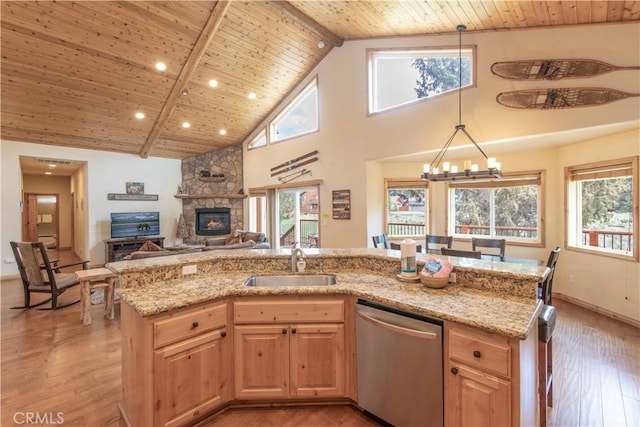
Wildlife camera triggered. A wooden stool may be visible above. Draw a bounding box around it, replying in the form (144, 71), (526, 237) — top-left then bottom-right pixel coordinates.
(538, 304), (556, 427)
(75, 268), (117, 326)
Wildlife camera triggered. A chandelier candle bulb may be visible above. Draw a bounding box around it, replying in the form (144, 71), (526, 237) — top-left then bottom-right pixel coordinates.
(433, 167), (439, 175)
(423, 164), (430, 174)
(496, 162), (501, 170)
(464, 160), (472, 171)
(488, 157), (497, 169)
(443, 162), (450, 172)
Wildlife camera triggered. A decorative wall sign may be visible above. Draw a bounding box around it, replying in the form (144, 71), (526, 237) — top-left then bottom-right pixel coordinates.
(332, 190), (351, 220)
(496, 87), (639, 110)
(108, 193), (159, 201)
(491, 59), (640, 80)
(126, 182), (144, 194)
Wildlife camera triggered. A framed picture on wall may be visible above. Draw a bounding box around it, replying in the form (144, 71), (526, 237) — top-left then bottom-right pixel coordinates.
(126, 182), (144, 195)
(332, 190), (351, 220)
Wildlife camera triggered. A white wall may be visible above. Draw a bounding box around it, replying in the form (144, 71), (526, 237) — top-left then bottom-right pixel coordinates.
(243, 22), (639, 322)
(1, 140), (182, 275)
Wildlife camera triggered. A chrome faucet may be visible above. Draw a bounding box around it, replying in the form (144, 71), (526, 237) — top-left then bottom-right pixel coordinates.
(291, 241), (305, 273)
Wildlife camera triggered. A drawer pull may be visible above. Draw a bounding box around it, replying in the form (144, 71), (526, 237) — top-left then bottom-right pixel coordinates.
(450, 367), (458, 375)
(191, 321), (199, 329)
(221, 331), (227, 338)
(473, 350), (481, 358)
(282, 328), (287, 335)
(292, 328), (297, 334)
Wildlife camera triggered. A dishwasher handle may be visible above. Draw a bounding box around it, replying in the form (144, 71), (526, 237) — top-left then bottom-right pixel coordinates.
(357, 311), (438, 340)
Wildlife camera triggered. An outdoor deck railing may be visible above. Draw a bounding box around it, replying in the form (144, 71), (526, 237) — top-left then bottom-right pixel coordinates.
(388, 222), (633, 252)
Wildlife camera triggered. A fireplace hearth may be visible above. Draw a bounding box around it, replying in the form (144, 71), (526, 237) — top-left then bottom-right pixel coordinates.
(195, 208), (231, 236)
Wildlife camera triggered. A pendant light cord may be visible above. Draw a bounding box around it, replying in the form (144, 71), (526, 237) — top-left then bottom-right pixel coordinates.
(458, 24), (463, 127)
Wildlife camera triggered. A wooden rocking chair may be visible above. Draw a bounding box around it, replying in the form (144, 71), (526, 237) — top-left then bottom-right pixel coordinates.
(10, 241), (89, 309)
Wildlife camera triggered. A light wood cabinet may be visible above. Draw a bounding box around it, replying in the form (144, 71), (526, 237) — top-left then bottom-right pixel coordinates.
(121, 301), (230, 427)
(233, 297), (346, 400)
(444, 321), (537, 427)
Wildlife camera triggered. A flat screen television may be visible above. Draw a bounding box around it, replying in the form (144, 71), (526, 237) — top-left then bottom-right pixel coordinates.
(110, 212), (160, 239)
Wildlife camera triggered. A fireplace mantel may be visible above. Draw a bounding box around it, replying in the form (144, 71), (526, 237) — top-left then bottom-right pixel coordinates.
(174, 194), (247, 199)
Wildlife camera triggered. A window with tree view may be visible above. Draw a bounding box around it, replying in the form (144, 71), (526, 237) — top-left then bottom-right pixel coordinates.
(368, 47), (473, 114)
(566, 157), (637, 259)
(448, 172), (543, 243)
(385, 180), (427, 238)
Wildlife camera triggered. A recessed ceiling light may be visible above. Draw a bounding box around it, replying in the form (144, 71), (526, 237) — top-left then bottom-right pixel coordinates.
(181, 89), (189, 96)
(45, 171), (52, 175)
(48, 164), (57, 168)
(219, 129), (227, 135)
(317, 40), (326, 49)
(248, 92), (257, 100)
(135, 112), (145, 120)
(155, 61), (167, 71)
(182, 122), (191, 129)
(208, 79), (218, 88)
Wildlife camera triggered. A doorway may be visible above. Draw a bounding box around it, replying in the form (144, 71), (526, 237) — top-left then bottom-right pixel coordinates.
(23, 193), (60, 249)
(277, 186), (319, 248)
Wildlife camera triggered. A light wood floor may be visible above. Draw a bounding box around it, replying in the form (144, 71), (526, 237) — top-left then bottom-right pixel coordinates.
(1, 249), (638, 426)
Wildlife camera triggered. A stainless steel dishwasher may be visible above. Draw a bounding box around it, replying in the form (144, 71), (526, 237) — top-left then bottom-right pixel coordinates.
(356, 299), (443, 427)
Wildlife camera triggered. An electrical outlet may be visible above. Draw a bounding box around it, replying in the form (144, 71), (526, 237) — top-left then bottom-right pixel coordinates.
(4, 257), (15, 264)
(182, 264), (197, 275)
(569, 274), (575, 284)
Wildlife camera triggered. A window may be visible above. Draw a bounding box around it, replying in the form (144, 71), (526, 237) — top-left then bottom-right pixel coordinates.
(566, 157), (638, 260)
(271, 78), (318, 143)
(385, 179), (427, 238)
(368, 47), (474, 114)
(248, 129), (266, 150)
(448, 172), (544, 244)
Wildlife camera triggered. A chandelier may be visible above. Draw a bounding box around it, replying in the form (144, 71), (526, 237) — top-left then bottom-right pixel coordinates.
(421, 25), (502, 182)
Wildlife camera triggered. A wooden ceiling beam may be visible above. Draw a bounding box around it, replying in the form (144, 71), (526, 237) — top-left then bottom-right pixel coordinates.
(276, 2), (344, 48)
(139, 1), (231, 158)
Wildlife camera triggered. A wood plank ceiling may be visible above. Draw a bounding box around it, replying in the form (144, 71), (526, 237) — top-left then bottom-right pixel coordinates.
(2, 1), (639, 160)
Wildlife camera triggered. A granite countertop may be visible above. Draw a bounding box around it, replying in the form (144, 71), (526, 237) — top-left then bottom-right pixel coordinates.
(118, 270), (542, 340)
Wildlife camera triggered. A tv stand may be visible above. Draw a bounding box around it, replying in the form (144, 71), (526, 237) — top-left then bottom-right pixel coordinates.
(104, 236), (165, 263)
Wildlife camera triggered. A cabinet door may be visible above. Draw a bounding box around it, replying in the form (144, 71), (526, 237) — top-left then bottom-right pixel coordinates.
(446, 364), (511, 427)
(290, 324), (345, 398)
(154, 329), (228, 427)
(234, 324), (289, 399)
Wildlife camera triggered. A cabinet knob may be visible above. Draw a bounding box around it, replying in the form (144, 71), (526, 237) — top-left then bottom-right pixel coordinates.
(282, 329), (287, 334)
(191, 321), (199, 329)
(450, 367), (458, 375)
(473, 350), (481, 358)
(291, 328), (297, 334)
(221, 331), (227, 338)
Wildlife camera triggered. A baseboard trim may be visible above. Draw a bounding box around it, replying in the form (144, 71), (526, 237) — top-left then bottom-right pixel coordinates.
(1, 274), (21, 282)
(554, 292), (640, 329)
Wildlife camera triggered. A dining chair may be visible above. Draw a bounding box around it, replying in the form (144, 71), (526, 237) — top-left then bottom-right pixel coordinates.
(389, 242), (423, 253)
(371, 234), (389, 249)
(10, 241), (89, 309)
(425, 234), (453, 253)
(539, 246), (561, 305)
(441, 247), (482, 259)
(471, 237), (506, 261)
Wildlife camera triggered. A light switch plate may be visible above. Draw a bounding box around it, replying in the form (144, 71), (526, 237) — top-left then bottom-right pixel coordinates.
(182, 264), (197, 275)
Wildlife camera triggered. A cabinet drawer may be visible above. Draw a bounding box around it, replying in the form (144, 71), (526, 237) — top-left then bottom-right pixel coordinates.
(234, 299), (344, 324)
(449, 328), (511, 377)
(154, 303), (227, 349)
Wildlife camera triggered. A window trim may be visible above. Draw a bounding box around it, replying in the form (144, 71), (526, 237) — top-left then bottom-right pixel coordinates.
(367, 45), (476, 116)
(564, 156), (638, 261)
(247, 129), (267, 150)
(270, 77), (319, 144)
(445, 170), (546, 247)
(384, 178), (429, 239)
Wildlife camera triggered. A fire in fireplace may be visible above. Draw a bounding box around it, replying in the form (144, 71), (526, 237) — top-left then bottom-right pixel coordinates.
(195, 208), (231, 236)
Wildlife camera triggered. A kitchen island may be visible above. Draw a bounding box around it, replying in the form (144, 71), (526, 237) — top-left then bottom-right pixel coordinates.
(108, 248), (546, 427)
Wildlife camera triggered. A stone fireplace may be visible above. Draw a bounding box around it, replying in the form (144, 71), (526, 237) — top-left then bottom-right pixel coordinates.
(195, 208), (231, 236)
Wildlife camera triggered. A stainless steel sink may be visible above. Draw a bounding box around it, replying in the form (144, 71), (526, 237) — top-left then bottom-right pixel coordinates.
(244, 274), (337, 287)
